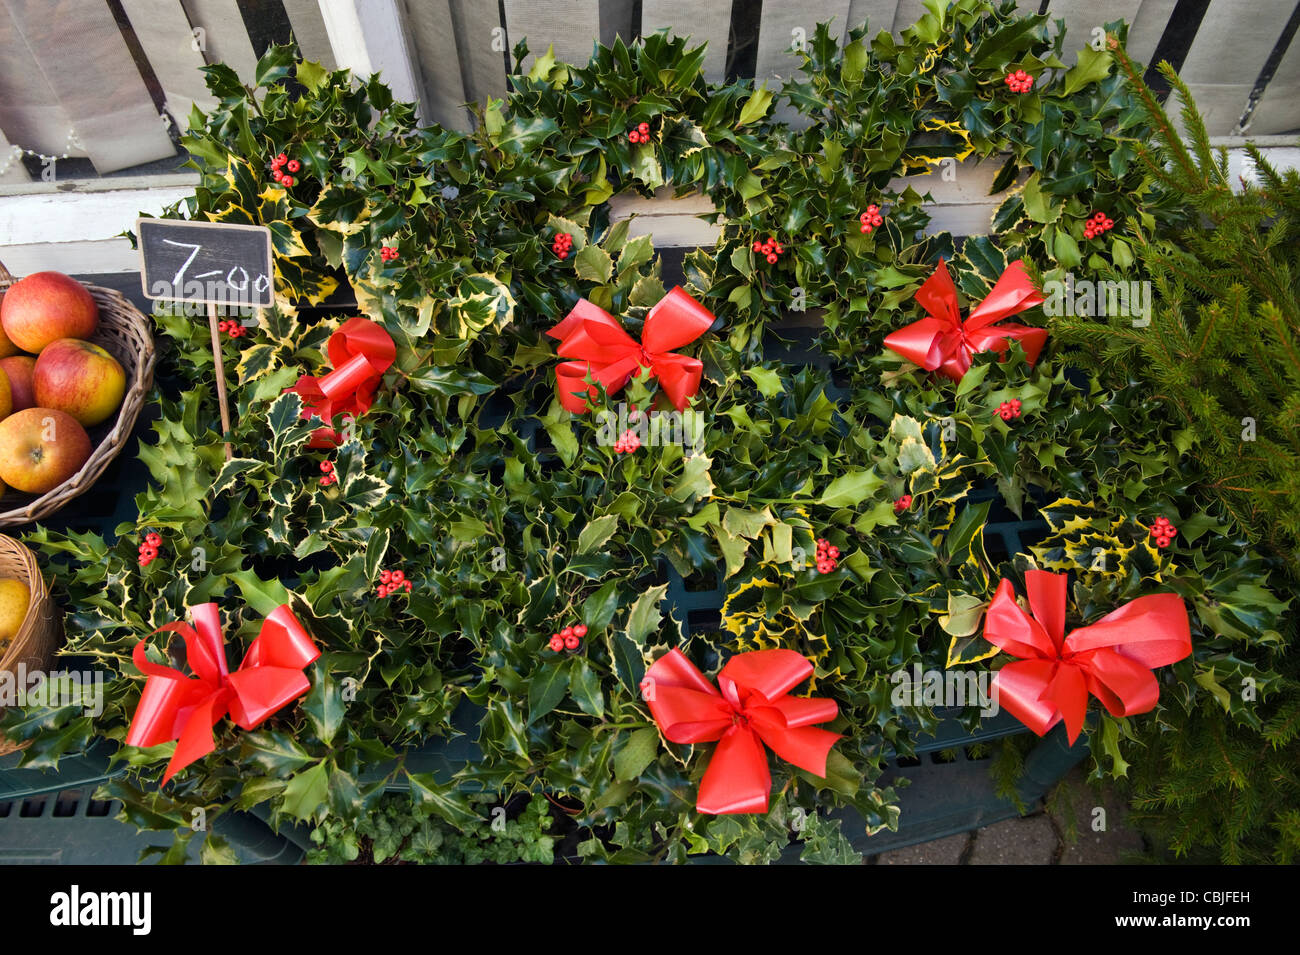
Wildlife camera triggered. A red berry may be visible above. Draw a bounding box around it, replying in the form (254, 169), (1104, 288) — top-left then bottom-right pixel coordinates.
(404, 580), (413, 592)
(628, 132), (639, 143)
(774, 243), (784, 254)
(283, 176), (295, 187)
(558, 250), (568, 259)
(872, 215), (883, 226)
(766, 253), (778, 264)
(564, 634), (581, 650)
(752, 241), (763, 252)
(1155, 535), (1171, 548)
(572, 624), (588, 638)
(638, 122), (649, 134)
(287, 159), (300, 173)
(1103, 218), (1114, 229)
(549, 636), (565, 652)
(380, 570), (392, 583)
(275, 153), (287, 165)
(860, 224), (870, 233)
(391, 570), (405, 584)
(1166, 526), (1177, 537)
(321, 461), (334, 473)
(828, 546), (839, 558)
(561, 626), (574, 639)
(376, 585), (388, 597)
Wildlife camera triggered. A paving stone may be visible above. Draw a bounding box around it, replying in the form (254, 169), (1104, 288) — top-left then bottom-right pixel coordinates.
(874, 832), (970, 865)
(1049, 766), (1146, 865)
(968, 815), (1057, 865)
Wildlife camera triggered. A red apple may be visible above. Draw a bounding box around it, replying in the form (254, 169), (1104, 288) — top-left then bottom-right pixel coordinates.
(0, 408), (91, 495)
(0, 356), (37, 413)
(0, 271), (98, 353)
(34, 338), (126, 427)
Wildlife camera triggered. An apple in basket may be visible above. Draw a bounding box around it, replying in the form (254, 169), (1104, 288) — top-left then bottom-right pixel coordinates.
(0, 356), (36, 413)
(0, 408), (92, 495)
(33, 338), (126, 427)
(0, 271), (98, 353)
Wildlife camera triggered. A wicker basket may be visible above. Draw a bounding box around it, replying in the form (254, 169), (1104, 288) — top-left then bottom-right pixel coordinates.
(0, 534), (61, 755)
(0, 260), (156, 526)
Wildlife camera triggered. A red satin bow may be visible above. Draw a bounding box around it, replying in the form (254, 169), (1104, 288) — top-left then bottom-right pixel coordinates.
(546, 286), (715, 413)
(285, 316), (396, 448)
(126, 603), (321, 784)
(643, 648), (840, 814)
(984, 570), (1192, 744)
(884, 258), (1047, 380)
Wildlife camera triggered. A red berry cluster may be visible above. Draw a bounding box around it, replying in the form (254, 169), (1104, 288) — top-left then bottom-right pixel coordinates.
(1148, 516), (1179, 549)
(751, 235), (785, 266)
(137, 532), (162, 567)
(376, 568), (413, 598)
(380, 245), (400, 262)
(614, 429), (641, 454)
(270, 152), (299, 187)
(815, 537), (840, 574)
(859, 204), (885, 234)
(894, 494), (913, 514)
(216, 319), (248, 339)
(548, 623), (587, 652)
(1083, 211), (1116, 240)
(552, 232), (573, 260)
(319, 460), (337, 486)
(627, 122), (651, 144)
(996, 399), (1022, 421)
(1004, 69), (1034, 93)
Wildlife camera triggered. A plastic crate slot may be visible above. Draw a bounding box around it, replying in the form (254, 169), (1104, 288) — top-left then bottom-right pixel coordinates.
(0, 801), (11, 818)
(929, 750), (958, 764)
(681, 568), (722, 594)
(86, 799), (114, 817)
(685, 608), (722, 637)
(895, 755), (922, 768)
(52, 790), (83, 817)
(19, 797), (45, 817)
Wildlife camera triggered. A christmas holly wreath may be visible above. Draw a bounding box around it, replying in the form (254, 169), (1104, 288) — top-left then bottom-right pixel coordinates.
(7, 0), (1293, 865)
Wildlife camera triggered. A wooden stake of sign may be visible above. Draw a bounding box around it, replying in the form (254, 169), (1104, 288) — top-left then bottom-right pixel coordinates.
(208, 304), (233, 461)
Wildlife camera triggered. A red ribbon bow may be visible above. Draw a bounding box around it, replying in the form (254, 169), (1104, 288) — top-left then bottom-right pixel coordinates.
(643, 648), (840, 814)
(285, 316), (396, 448)
(984, 570), (1192, 744)
(546, 286), (714, 413)
(884, 258), (1047, 381)
(126, 603), (321, 784)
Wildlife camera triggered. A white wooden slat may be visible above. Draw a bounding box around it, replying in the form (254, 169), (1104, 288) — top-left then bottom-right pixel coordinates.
(641, 0), (732, 81)
(119, 0), (216, 123)
(503, 0), (598, 69)
(1045, 1), (1144, 58)
(0, 0), (87, 159)
(181, 0), (259, 81)
(1247, 26), (1300, 134)
(1121, 0), (1178, 65)
(401, 0), (470, 130)
(0, 127), (30, 183)
(1179, 0), (1295, 136)
(3, 0), (175, 174)
(318, 0), (426, 115)
(446, 0), (508, 110)
(283, 0), (336, 68)
(755, 1), (851, 81)
(847, 1), (901, 37)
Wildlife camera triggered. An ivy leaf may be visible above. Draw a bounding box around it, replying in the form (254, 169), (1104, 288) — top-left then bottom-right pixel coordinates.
(575, 244), (614, 283)
(614, 727), (660, 781)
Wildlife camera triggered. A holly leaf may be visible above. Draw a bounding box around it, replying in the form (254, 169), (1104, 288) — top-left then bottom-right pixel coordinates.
(614, 727), (660, 781)
(280, 761), (329, 822)
(574, 244), (614, 283)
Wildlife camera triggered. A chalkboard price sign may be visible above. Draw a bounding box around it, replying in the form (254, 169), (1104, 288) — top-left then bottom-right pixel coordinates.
(137, 218), (274, 307)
